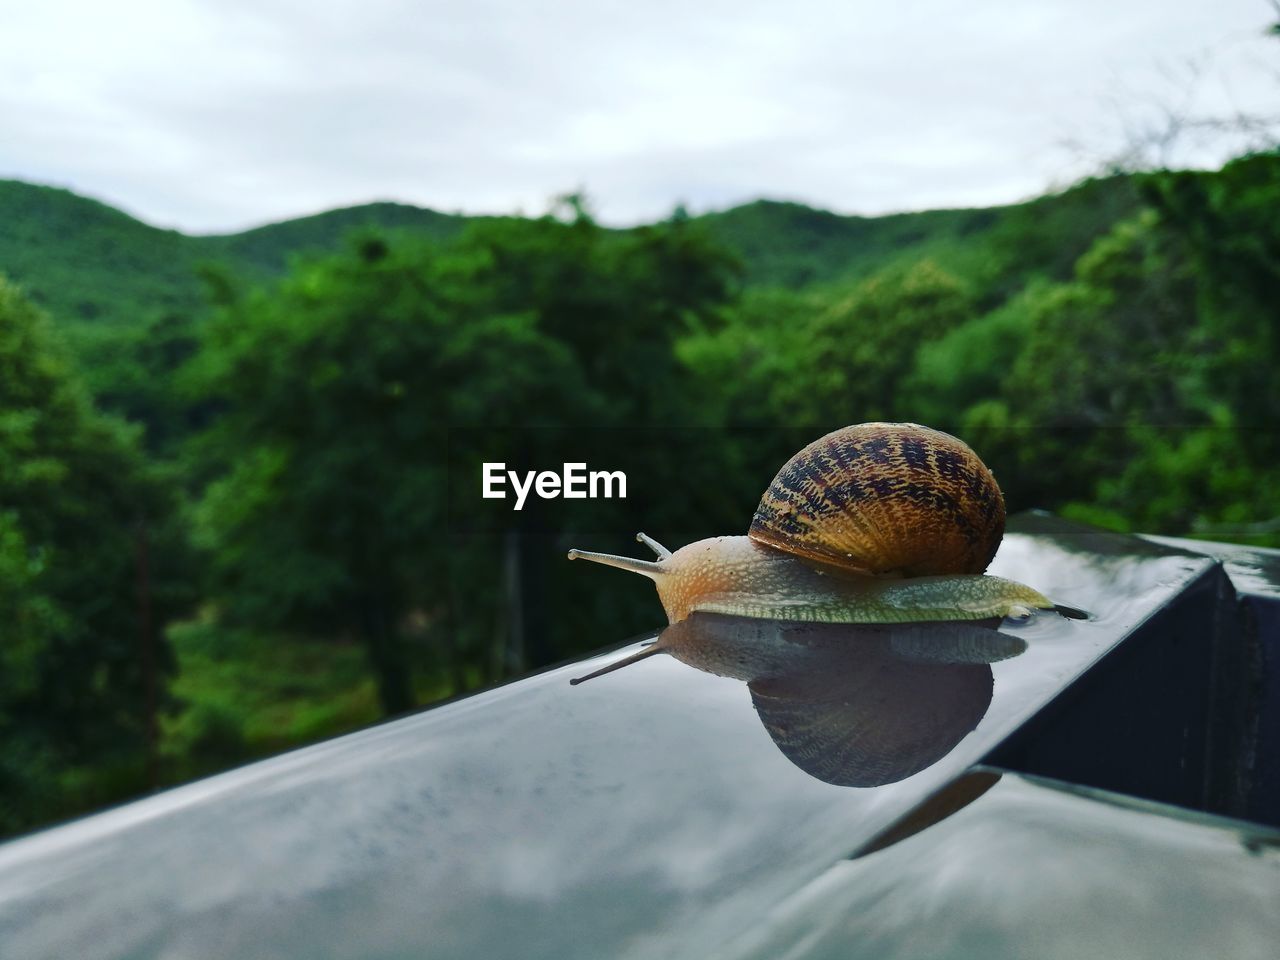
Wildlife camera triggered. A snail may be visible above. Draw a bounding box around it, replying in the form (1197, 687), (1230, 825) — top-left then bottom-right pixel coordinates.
(567, 422), (1057, 625)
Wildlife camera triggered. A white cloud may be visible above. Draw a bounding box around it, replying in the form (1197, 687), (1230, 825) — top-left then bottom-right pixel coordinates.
(0, 0), (1275, 232)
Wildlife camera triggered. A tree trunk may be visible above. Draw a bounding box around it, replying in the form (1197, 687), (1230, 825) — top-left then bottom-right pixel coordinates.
(359, 595), (414, 716)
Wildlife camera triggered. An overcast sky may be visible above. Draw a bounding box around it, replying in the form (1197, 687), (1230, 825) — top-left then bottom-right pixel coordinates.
(1, 0), (1276, 234)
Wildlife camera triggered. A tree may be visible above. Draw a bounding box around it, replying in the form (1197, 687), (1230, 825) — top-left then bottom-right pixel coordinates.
(1143, 153), (1280, 466)
(187, 228), (602, 713)
(680, 259), (971, 429)
(188, 209), (744, 708)
(0, 277), (188, 833)
(944, 170), (1280, 541)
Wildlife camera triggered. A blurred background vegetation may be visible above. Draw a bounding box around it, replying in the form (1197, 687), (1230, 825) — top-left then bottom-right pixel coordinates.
(2, 148), (1279, 837)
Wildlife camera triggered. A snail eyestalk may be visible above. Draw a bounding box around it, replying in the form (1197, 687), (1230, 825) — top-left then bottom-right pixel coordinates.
(566, 548), (664, 580)
(636, 532), (673, 560)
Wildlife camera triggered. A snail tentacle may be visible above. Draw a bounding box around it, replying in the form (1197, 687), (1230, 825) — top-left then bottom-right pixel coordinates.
(635, 532), (673, 560)
(566, 548), (664, 580)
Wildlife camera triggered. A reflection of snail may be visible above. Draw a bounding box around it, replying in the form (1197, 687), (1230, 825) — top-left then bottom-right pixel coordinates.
(568, 422), (1055, 625)
(573, 613), (1025, 787)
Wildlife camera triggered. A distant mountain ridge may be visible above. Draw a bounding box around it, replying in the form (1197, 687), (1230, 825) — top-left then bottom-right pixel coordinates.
(0, 175), (1141, 332)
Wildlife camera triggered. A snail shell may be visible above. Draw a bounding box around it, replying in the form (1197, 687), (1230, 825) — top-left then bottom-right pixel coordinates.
(749, 422), (1005, 578)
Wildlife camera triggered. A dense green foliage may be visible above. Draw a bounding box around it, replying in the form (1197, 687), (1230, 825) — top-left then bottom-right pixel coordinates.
(1, 152), (1277, 836)
(0, 279), (191, 833)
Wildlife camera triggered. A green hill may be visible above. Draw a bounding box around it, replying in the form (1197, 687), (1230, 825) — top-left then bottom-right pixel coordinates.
(203, 201), (471, 275)
(0, 175), (1141, 337)
(695, 175), (1141, 294)
(0, 182), (479, 330)
(0, 180), (207, 325)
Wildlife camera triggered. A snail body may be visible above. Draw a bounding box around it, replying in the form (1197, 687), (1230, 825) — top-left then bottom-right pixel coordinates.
(568, 423), (1055, 625)
(568, 535), (1050, 624)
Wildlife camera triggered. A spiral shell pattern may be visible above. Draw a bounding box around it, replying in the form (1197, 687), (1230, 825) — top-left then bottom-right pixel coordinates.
(748, 423), (1005, 578)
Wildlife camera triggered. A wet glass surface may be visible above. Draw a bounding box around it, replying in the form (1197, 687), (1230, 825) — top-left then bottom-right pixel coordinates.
(0, 522), (1253, 960)
(1140, 533), (1280, 600)
(734, 771), (1280, 960)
